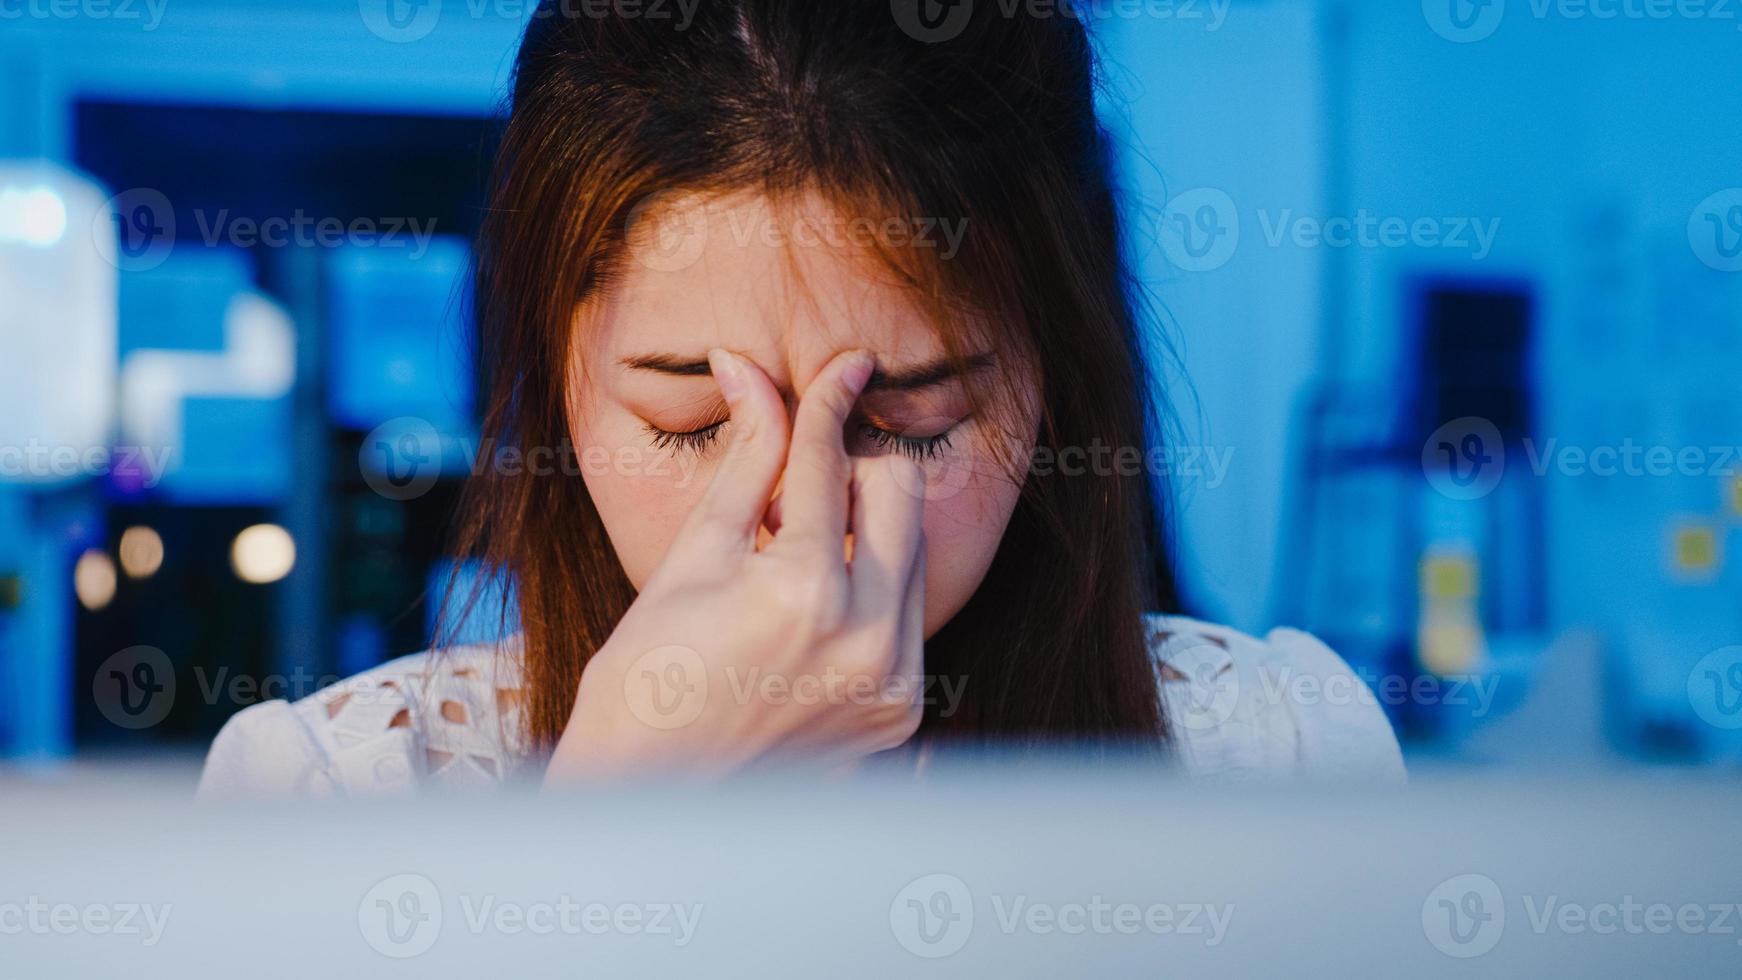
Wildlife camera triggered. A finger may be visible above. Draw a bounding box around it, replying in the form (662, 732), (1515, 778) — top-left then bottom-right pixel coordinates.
(760, 484), (785, 538)
(772, 349), (874, 550)
(667, 348), (789, 558)
(893, 519), (926, 684)
(848, 455), (925, 619)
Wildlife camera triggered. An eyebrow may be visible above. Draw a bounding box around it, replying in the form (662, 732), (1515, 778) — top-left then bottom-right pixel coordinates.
(619, 351), (995, 392)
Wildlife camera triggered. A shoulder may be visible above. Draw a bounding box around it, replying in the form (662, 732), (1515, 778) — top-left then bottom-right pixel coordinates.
(196, 641), (526, 800)
(1145, 614), (1407, 784)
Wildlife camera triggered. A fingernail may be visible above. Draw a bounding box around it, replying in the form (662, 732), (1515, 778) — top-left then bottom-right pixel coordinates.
(842, 351), (875, 395)
(708, 348), (745, 401)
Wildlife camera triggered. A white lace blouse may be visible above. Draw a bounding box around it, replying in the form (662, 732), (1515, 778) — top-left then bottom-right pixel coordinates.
(196, 615), (1406, 798)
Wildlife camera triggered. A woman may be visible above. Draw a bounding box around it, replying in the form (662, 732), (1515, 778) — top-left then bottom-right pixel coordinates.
(199, 0), (1403, 797)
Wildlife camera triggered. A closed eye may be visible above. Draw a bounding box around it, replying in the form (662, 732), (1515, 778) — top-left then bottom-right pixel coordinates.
(644, 415), (967, 460)
(857, 422), (955, 461)
(645, 419), (726, 455)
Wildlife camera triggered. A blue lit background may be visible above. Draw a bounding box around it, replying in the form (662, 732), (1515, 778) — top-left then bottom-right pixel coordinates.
(1, 0), (1739, 769)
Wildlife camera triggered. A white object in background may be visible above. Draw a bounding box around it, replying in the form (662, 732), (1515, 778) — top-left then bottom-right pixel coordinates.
(118, 291), (296, 482)
(0, 163), (116, 485)
(230, 523), (296, 585)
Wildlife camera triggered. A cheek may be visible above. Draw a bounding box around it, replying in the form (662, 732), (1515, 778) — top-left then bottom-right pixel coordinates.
(914, 456), (1025, 638)
(574, 417), (717, 590)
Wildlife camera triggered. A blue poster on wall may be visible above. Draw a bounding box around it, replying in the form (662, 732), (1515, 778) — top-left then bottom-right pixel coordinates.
(326, 236), (475, 437)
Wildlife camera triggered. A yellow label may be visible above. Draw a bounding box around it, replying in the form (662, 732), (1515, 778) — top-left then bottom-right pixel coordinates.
(1421, 553), (1477, 601)
(1418, 615), (1485, 677)
(1674, 525), (1720, 574)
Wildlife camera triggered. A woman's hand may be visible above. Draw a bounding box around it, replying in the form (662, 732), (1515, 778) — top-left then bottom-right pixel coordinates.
(544, 348), (928, 783)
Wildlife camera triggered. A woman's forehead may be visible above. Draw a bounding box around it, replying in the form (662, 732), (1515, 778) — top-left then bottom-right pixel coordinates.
(577, 190), (954, 382)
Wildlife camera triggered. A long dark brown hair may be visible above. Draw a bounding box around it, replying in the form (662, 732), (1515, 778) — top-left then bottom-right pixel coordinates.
(440, 0), (1181, 757)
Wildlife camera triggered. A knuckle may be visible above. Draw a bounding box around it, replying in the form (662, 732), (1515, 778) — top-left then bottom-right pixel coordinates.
(689, 499), (738, 537)
(768, 560), (848, 625)
(876, 703), (923, 751)
(728, 411), (764, 448)
(836, 640), (886, 679)
(895, 703), (923, 740)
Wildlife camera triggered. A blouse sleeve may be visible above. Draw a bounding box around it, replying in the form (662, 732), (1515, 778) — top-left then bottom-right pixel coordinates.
(196, 649), (494, 800)
(1151, 615), (1407, 784)
(195, 700), (330, 800)
(1263, 627), (1408, 783)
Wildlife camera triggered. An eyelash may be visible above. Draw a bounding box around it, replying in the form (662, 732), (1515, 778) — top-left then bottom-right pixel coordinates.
(857, 423), (955, 461)
(643, 420), (956, 460)
(645, 420), (726, 456)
